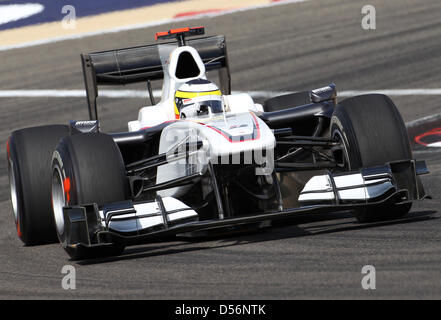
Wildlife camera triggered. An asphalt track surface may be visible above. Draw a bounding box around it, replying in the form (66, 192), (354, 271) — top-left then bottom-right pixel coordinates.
(0, 0), (441, 299)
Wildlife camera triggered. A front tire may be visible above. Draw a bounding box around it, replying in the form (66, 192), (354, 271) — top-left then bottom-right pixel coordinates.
(330, 94), (413, 223)
(52, 133), (129, 260)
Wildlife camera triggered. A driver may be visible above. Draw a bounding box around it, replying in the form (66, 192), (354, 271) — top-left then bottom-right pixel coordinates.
(174, 79), (224, 119)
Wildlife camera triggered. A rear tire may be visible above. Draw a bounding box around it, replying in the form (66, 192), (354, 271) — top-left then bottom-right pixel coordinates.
(52, 133), (128, 260)
(7, 125), (69, 245)
(330, 94), (413, 223)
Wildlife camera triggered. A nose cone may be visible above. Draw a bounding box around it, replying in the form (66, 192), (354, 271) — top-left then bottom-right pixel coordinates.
(205, 112), (258, 142)
(200, 112), (276, 159)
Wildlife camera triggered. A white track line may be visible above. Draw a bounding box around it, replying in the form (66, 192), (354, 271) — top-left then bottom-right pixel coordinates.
(0, 0), (307, 52)
(339, 89), (441, 96)
(0, 89), (149, 98)
(2, 89), (441, 99)
(406, 112), (441, 127)
(427, 142), (441, 147)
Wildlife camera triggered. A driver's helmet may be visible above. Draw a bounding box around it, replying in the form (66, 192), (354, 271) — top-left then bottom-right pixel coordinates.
(174, 79), (223, 119)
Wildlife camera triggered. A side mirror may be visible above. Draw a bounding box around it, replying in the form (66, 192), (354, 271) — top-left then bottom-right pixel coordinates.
(310, 83), (337, 103)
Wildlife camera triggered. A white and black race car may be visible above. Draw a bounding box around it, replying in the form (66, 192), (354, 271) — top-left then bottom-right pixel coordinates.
(7, 27), (429, 260)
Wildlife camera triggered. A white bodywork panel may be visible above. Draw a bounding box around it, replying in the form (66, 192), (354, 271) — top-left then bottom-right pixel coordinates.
(100, 197), (197, 233)
(298, 173), (395, 203)
(127, 45), (264, 130)
(128, 45), (207, 131)
(126, 42), (276, 198)
(156, 112), (275, 198)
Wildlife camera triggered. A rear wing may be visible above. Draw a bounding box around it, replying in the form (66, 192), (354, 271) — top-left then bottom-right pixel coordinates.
(81, 35), (231, 120)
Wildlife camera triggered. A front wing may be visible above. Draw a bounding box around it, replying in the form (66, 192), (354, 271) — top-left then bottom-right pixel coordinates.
(61, 159), (429, 252)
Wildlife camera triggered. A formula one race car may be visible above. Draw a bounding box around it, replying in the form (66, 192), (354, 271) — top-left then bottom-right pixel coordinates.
(7, 27), (429, 260)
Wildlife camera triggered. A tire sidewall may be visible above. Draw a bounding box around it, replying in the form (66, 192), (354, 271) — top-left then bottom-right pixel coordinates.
(51, 138), (87, 247)
(51, 151), (71, 246)
(7, 137), (27, 243)
(330, 110), (362, 170)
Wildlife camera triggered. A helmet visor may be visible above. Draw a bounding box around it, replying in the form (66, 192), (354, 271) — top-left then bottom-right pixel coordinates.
(197, 100), (223, 114)
(176, 95), (224, 118)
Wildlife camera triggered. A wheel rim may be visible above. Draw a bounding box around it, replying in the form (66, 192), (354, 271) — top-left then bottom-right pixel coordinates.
(332, 129), (351, 171)
(8, 159), (18, 223)
(52, 167), (65, 236)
